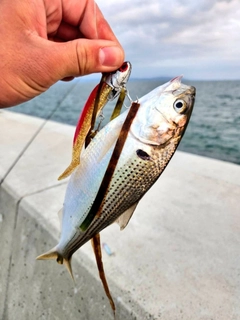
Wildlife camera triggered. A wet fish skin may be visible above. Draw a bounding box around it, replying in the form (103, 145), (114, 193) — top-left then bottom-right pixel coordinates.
(37, 77), (195, 277)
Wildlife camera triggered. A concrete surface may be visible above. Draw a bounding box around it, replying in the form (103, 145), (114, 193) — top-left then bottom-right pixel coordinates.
(0, 109), (240, 320)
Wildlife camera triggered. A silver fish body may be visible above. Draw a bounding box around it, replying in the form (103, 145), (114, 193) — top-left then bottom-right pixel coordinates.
(37, 77), (195, 275)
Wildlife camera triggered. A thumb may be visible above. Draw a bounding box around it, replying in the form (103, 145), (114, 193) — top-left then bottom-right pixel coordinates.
(44, 39), (125, 80)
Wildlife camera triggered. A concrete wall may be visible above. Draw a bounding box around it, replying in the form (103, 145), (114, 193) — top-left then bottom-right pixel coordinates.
(0, 110), (240, 320)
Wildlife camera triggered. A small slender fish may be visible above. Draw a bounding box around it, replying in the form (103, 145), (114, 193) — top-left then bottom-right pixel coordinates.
(58, 61), (132, 180)
(37, 76), (196, 279)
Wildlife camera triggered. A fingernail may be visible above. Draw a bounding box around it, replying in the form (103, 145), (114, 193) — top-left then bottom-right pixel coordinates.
(99, 47), (123, 67)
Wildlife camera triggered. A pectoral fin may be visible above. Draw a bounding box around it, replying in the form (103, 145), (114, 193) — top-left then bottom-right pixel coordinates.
(115, 203), (138, 230)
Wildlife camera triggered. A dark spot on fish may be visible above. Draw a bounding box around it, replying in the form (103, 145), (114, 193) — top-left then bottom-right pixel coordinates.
(136, 149), (151, 161)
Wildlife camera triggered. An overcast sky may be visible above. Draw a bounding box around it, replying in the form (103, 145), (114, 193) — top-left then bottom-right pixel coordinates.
(95, 0), (240, 80)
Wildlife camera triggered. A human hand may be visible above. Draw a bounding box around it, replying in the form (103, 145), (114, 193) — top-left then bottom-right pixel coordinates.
(0, 0), (124, 108)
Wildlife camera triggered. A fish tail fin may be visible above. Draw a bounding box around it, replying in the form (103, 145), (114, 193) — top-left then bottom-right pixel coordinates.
(36, 247), (74, 281)
(63, 257), (74, 282)
(58, 168), (71, 180)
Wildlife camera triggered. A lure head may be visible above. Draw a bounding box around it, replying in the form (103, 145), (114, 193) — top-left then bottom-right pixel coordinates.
(105, 61), (132, 100)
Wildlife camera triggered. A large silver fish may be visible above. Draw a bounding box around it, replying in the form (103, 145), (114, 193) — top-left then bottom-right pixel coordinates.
(37, 76), (196, 276)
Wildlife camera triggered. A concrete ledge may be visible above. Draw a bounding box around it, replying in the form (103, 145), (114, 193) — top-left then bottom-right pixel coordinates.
(0, 110), (240, 320)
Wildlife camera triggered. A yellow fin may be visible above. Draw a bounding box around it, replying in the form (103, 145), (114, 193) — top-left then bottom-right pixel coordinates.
(115, 203), (138, 230)
(36, 247), (74, 281)
(58, 84), (112, 181)
(58, 157), (80, 180)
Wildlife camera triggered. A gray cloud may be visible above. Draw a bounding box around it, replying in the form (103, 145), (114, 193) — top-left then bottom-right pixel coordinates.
(96, 0), (240, 79)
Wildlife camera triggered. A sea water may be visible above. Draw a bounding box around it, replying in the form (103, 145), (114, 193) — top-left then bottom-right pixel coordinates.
(10, 79), (240, 165)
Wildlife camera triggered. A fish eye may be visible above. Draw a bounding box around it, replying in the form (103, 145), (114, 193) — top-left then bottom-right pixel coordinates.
(173, 99), (187, 114)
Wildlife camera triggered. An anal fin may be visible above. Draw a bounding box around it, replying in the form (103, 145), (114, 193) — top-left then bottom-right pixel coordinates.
(115, 202), (138, 230)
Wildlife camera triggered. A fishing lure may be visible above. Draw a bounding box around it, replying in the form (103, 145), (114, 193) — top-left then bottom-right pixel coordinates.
(58, 61), (132, 180)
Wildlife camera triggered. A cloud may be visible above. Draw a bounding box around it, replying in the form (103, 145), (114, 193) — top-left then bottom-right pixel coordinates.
(96, 0), (240, 79)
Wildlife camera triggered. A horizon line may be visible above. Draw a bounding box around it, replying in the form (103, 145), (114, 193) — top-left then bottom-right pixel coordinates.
(76, 76), (240, 82)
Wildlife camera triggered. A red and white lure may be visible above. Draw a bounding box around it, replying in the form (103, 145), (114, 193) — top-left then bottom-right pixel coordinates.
(58, 61), (132, 180)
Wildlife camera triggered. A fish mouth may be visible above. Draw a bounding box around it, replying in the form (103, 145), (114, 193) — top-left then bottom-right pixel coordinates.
(185, 86), (196, 96)
(172, 85), (196, 98)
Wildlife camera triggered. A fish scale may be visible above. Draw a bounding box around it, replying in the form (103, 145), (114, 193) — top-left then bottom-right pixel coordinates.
(65, 134), (179, 252)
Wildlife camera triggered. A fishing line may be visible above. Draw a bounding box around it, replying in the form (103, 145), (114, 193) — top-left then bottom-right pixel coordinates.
(0, 82), (78, 186)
